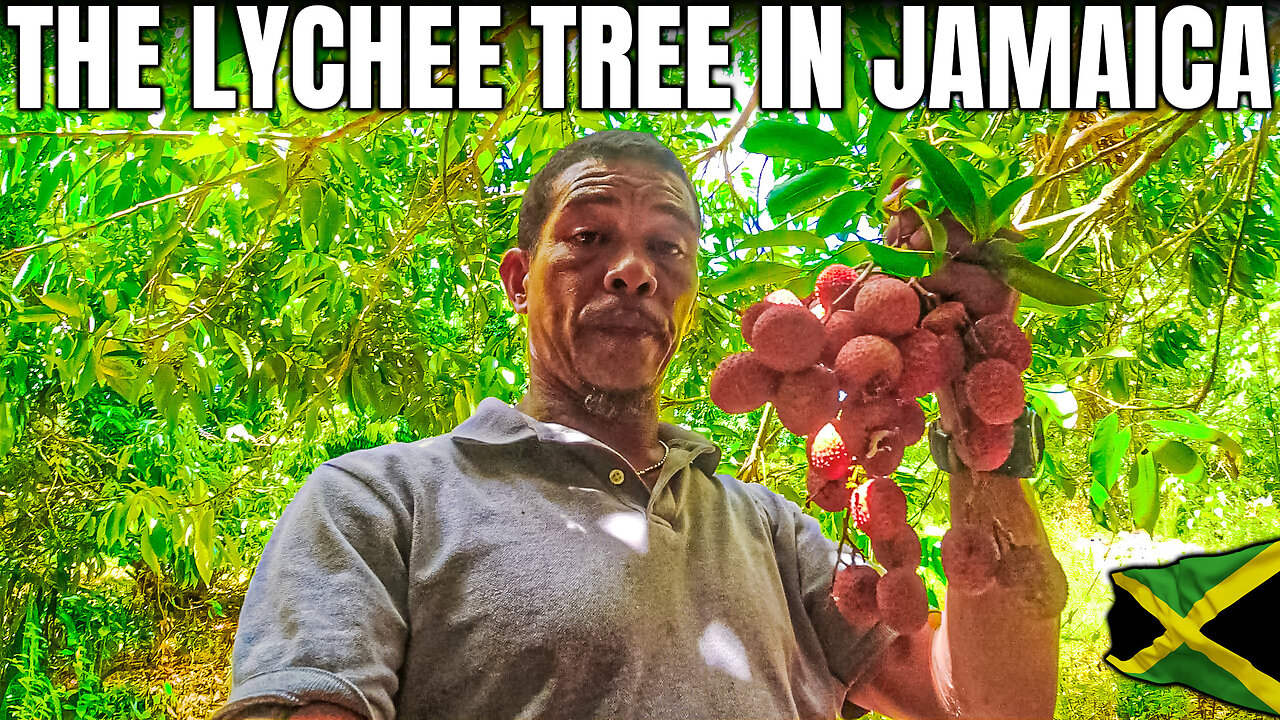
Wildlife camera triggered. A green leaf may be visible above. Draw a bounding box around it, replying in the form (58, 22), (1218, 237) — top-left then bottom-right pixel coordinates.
(223, 328), (254, 375)
(300, 182), (322, 231)
(815, 190), (869, 237)
(13, 307), (59, 323)
(952, 158), (991, 232)
(990, 176), (1036, 223)
(1128, 448), (1160, 535)
(1146, 420), (1244, 462)
(908, 202), (949, 273)
(865, 106), (896, 155)
(194, 507), (215, 586)
(152, 364), (177, 405)
(39, 292), (80, 318)
(705, 261), (804, 296)
(1148, 438), (1199, 475)
(766, 166), (852, 220)
(742, 120), (848, 163)
(987, 239), (1108, 305)
(900, 136), (977, 231)
(735, 229), (826, 252)
(857, 241), (929, 277)
(1089, 413), (1130, 492)
(139, 525), (162, 578)
(12, 253), (42, 292)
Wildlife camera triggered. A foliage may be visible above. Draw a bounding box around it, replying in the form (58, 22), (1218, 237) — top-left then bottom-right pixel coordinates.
(1, 6), (1279, 718)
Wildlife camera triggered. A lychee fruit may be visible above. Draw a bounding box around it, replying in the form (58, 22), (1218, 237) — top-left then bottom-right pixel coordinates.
(940, 212), (975, 255)
(872, 522), (921, 569)
(973, 315), (1032, 372)
(860, 433), (905, 479)
(852, 276), (920, 338)
(895, 399), (926, 446)
(906, 227), (931, 251)
(877, 568), (929, 634)
(774, 365), (839, 437)
(895, 330), (944, 398)
(917, 262), (1013, 319)
(709, 352), (781, 414)
(835, 335), (903, 400)
(954, 421), (1015, 472)
(920, 301), (968, 336)
(816, 264), (858, 312)
(837, 397), (900, 459)
(752, 304), (825, 372)
(742, 290), (805, 346)
(962, 359), (1025, 425)
(850, 483), (872, 528)
(807, 423), (851, 482)
(861, 477), (908, 537)
(833, 563), (881, 627)
(822, 310), (861, 365)
(941, 524), (998, 591)
(807, 472), (853, 512)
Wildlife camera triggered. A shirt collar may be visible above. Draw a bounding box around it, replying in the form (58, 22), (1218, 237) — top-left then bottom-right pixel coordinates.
(452, 397), (723, 477)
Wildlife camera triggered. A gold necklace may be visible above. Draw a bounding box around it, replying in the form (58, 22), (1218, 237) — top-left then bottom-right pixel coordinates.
(636, 441), (669, 475)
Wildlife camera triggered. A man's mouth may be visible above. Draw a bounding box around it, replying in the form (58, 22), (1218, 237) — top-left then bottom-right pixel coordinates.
(581, 310), (666, 339)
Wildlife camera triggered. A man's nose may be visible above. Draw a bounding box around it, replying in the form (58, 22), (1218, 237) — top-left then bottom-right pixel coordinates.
(603, 243), (657, 297)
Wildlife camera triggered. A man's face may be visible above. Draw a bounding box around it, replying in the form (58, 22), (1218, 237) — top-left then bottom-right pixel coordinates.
(503, 158), (701, 400)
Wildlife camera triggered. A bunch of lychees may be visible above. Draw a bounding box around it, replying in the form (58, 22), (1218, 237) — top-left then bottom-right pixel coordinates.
(709, 196), (1037, 635)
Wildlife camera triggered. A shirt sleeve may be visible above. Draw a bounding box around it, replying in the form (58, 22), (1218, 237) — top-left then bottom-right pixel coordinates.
(211, 456), (413, 720)
(741, 482), (895, 717)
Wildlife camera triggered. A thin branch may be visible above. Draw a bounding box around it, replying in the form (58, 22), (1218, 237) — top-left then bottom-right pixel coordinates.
(1188, 111), (1273, 411)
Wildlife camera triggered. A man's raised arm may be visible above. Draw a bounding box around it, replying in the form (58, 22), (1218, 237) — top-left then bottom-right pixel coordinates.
(849, 460), (1065, 719)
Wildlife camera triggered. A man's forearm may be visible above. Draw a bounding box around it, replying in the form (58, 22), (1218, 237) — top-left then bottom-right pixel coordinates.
(937, 460), (1065, 717)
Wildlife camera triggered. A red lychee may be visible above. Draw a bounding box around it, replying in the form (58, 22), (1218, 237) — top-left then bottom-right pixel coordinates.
(765, 289), (804, 306)
(860, 433), (905, 479)
(895, 330), (943, 398)
(816, 264), (858, 312)
(917, 262), (1013, 319)
(822, 310), (861, 365)
(752, 304), (825, 372)
(942, 524), (998, 591)
(835, 335), (903, 400)
(872, 522), (921, 569)
(852, 276), (920, 339)
(774, 365), (840, 437)
(877, 568), (929, 634)
(833, 563), (881, 628)
(963, 359), (1025, 425)
(807, 472), (853, 512)
(850, 483), (872, 529)
(920, 301), (968, 336)
(861, 477), (908, 538)
(895, 399), (927, 446)
(807, 423), (851, 482)
(740, 301), (770, 347)
(954, 421), (1015, 472)
(708, 352), (780, 414)
(973, 315), (1032, 372)
(837, 397), (900, 459)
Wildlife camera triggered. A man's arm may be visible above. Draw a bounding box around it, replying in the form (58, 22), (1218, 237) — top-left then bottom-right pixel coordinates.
(848, 461), (1065, 719)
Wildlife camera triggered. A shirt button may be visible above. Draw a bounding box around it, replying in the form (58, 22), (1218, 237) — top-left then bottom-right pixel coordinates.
(608, 469), (625, 485)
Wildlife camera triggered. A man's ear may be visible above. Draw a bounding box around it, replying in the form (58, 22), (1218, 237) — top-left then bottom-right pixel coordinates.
(499, 247), (531, 314)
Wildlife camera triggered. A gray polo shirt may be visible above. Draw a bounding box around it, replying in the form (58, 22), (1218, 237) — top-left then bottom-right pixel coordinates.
(213, 398), (893, 720)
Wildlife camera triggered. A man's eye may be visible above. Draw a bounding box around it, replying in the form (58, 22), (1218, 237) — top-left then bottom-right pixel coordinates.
(656, 240), (686, 257)
(573, 230), (601, 246)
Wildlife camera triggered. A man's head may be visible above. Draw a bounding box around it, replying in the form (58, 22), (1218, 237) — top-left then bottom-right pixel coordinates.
(500, 131), (702, 418)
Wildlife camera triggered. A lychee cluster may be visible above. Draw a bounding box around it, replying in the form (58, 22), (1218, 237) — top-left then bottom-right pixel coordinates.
(708, 177), (1039, 632)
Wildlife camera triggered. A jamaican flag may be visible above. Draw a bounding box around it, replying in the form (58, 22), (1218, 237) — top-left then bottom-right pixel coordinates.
(1106, 538), (1280, 715)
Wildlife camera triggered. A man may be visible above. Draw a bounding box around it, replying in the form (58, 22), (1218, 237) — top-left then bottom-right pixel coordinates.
(212, 130), (1063, 720)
